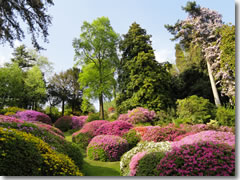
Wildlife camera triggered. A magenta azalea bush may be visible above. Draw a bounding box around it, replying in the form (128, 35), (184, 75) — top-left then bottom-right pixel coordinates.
(16, 110), (52, 125)
(156, 142), (235, 176)
(142, 124), (186, 142)
(129, 151), (147, 176)
(117, 107), (156, 124)
(172, 130), (235, 148)
(87, 135), (129, 162)
(72, 116), (88, 129)
(95, 120), (133, 137)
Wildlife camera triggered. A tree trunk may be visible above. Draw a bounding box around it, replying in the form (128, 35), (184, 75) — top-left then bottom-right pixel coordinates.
(99, 94), (104, 120)
(206, 59), (221, 107)
(62, 100), (65, 116)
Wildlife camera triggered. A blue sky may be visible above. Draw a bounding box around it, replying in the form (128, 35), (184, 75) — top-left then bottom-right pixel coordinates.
(0, 0), (235, 110)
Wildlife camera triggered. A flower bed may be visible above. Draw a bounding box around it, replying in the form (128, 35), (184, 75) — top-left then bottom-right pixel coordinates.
(16, 110), (52, 125)
(95, 120), (133, 137)
(87, 135), (129, 162)
(120, 141), (172, 176)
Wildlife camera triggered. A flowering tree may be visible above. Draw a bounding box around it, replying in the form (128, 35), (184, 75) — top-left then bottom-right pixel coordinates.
(165, 1), (235, 106)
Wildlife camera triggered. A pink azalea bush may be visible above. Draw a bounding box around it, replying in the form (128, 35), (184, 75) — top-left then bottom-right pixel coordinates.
(142, 124), (186, 142)
(129, 151), (147, 176)
(87, 135), (129, 161)
(72, 116), (88, 129)
(172, 130), (235, 148)
(16, 110), (52, 125)
(117, 107), (156, 124)
(156, 142), (235, 176)
(95, 120), (133, 137)
(72, 120), (109, 149)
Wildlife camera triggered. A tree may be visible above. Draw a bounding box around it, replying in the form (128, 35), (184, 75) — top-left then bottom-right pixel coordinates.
(0, 63), (24, 108)
(165, 1), (225, 106)
(24, 66), (47, 110)
(48, 68), (83, 116)
(73, 17), (119, 119)
(11, 45), (37, 70)
(0, 0), (54, 50)
(117, 23), (174, 113)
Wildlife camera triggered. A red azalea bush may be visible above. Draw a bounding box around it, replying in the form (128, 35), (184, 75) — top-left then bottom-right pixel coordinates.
(142, 124), (186, 142)
(117, 107), (156, 124)
(87, 135), (129, 162)
(16, 110), (52, 125)
(133, 126), (155, 137)
(94, 120), (133, 137)
(156, 142), (235, 176)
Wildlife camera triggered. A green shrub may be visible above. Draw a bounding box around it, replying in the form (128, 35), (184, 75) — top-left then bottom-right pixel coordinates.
(153, 109), (175, 126)
(54, 116), (72, 132)
(0, 106), (24, 115)
(72, 132), (93, 149)
(176, 95), (216, 124)
(216, 106), (235, 127)
(0, 127), (82, 176)
(86, 113), (100, 122)
(122, 129), (141, 150)
(136, 152), (165, 176)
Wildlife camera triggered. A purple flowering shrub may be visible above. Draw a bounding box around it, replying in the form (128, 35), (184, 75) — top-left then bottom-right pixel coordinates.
(172, 130), (235, 148)
(156, 142), (235, 176)
(117, 107), (156, 124)
(54, 116), (73, 132)
(94, 120), (133, 137)
(72, 116), (88, 129)
(87, 135), (129, 162)
(142, 124), (186, 142)
(16, 110), (52, 125)
(72, 120), (109, 149)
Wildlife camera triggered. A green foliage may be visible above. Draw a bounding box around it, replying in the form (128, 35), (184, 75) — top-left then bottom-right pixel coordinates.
(122, 129), (141, 150)
(154, 109), (176, 126)
(0, 106), (24, 115)
(72, 132), (93, 150)
(45, 106), (61, 123)
(86, 113), (100, 122)
(136, 152), (165, 176)
(216, 106), (235, 127)
(176, 95), (216, 124)
(0, 127), (82, 176)
(87, 147), (108, 162)
(73, 16), (119, 120)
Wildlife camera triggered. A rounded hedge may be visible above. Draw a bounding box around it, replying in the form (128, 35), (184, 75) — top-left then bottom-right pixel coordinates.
(87, 135), (129, 162)
(122, 129), (141, 150)
(54, 116), (73, 132)
(0, 116), (83, 169)
(156, 142), (235, 176)
(95, 120), (133, 137)
(16, 110), (52, 125)
(0, 127), (82, 176)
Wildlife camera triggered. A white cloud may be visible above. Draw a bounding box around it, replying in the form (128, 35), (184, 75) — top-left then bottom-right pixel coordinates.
(155, 49), (175, 64)
(13, 40), (22, 48)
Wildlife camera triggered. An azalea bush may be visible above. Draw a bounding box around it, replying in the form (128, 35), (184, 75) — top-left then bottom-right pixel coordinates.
(95, 120), (133, 137)
(141, 124), (186, 142)
(87, 135), (129, 162)
(117, 107), (156, 124)
(0, 127), (82, 176)
(172, 130), (235, 149)
(54, 115), (87, 132)
(120, 141), (172, 176)
(72, 120), (109, 149)
(133, 126), (154, 137)
(16, 110), (52, 125)
(156, 142), (235, 176)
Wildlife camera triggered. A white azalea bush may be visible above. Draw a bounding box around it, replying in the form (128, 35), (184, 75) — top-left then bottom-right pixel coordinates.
(120, 141), (172, 176)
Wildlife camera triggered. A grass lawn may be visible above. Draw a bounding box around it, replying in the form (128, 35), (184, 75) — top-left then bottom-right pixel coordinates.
(64, 131), (121, 176)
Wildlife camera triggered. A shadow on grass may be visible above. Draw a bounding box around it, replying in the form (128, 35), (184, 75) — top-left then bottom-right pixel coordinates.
(82, 159), (120, 176)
